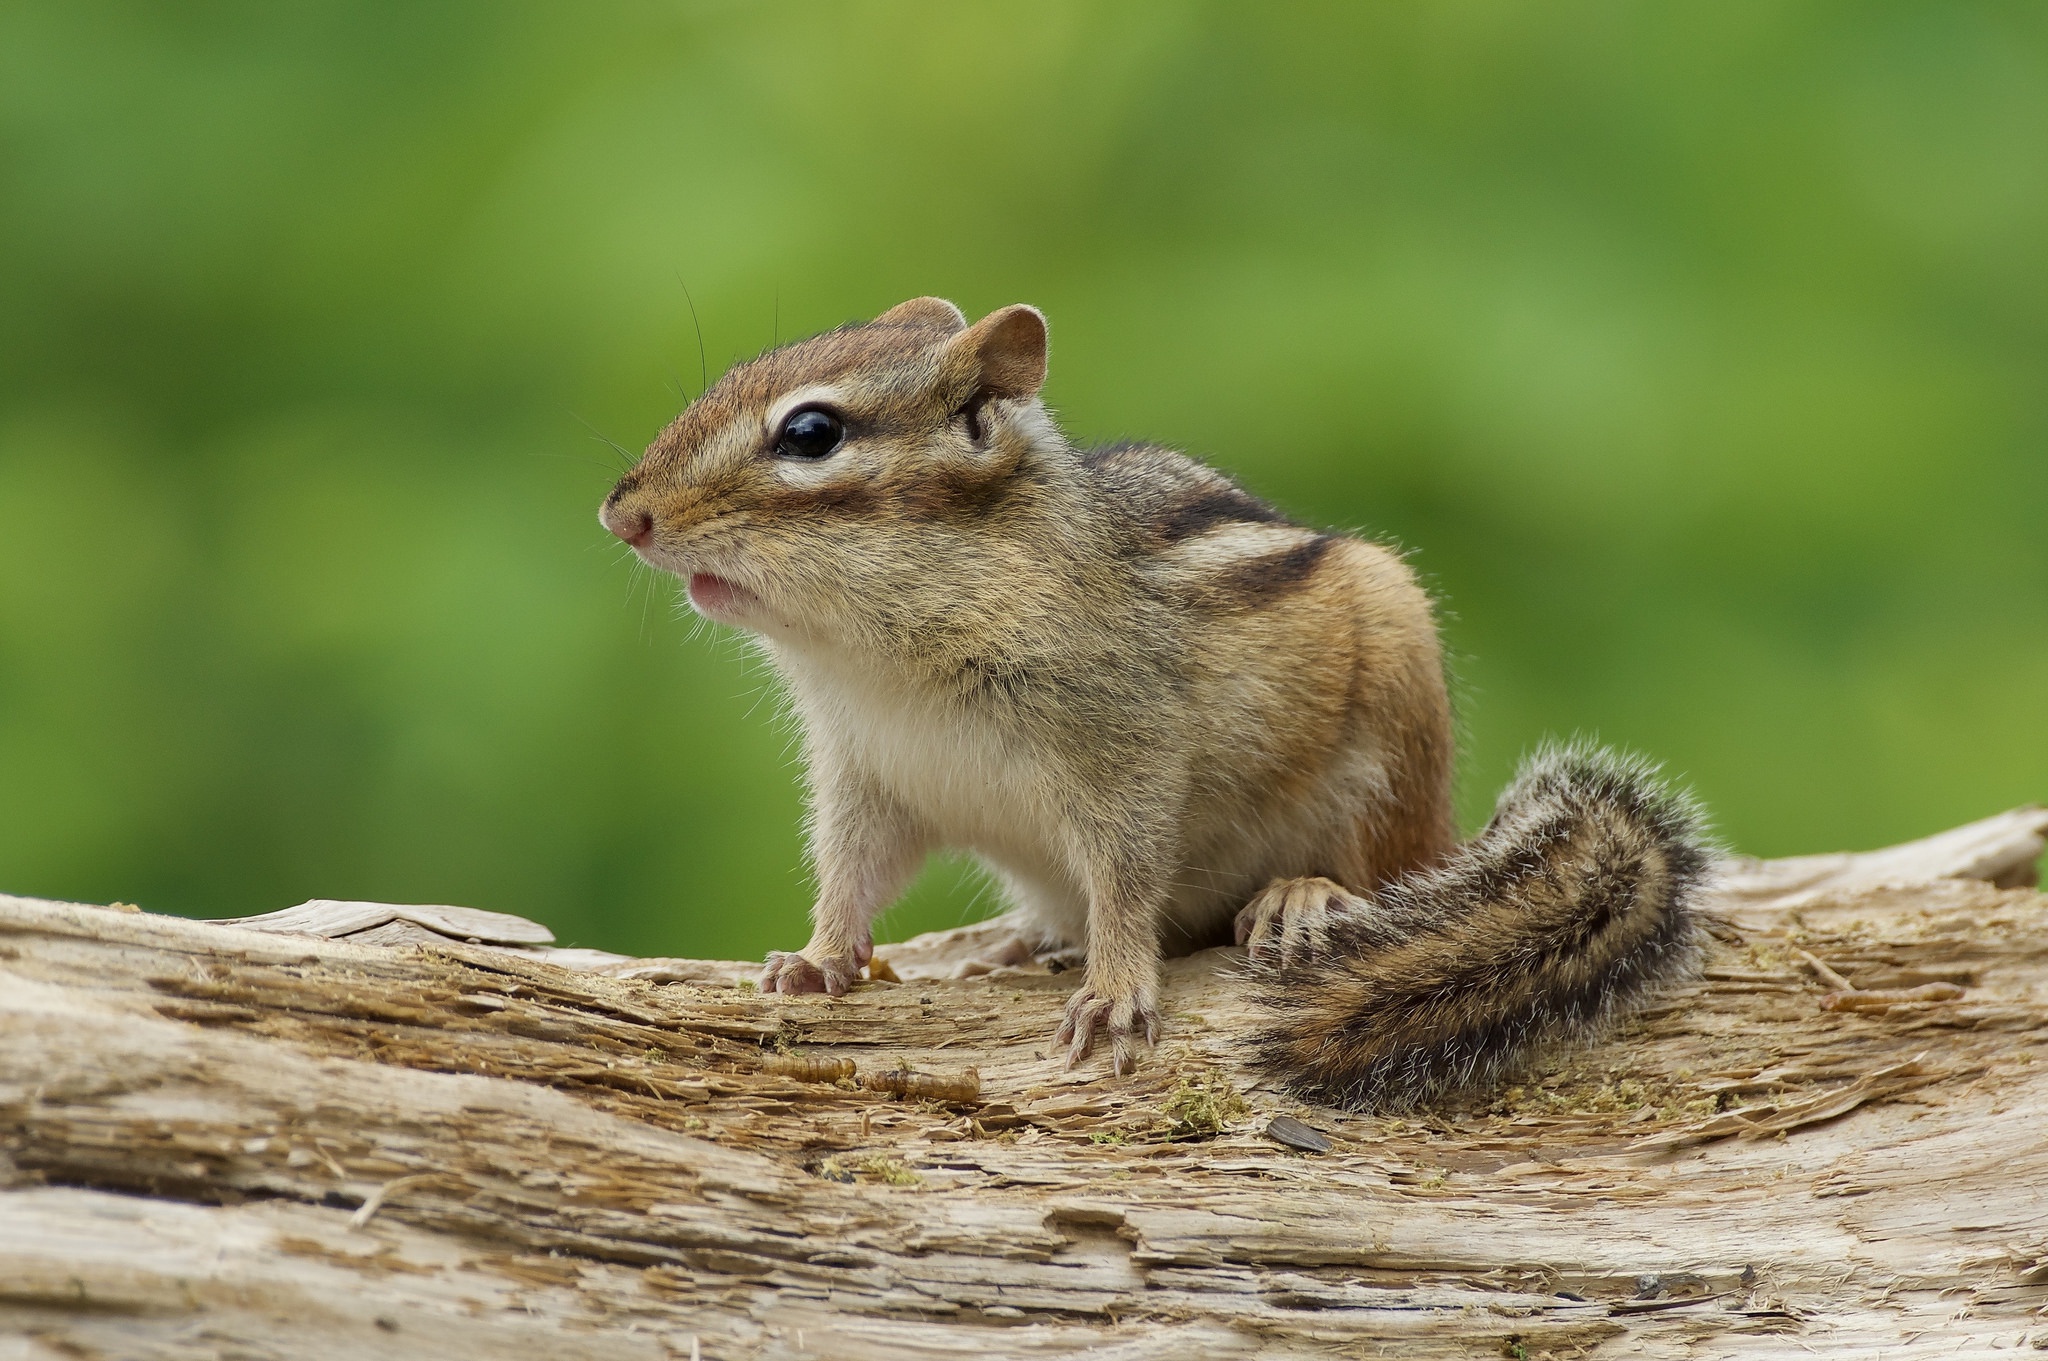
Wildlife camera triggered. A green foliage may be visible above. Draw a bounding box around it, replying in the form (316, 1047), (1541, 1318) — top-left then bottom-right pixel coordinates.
(1, 4), (2043, 960)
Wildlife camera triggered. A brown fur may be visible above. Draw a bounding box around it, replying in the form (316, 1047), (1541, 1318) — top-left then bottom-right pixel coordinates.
(602, 299), (1707, 1095)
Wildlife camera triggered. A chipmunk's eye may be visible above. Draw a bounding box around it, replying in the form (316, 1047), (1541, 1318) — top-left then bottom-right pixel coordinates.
(775, 408), (844, 459)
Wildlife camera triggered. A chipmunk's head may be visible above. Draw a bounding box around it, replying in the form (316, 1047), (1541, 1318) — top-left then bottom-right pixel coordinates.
(601, 297), (1054, 642)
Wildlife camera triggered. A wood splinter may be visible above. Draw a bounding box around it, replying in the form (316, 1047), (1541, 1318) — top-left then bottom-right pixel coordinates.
(1820, 982), (1966, 1012)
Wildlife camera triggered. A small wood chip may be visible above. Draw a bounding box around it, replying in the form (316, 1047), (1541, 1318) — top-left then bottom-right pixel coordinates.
(349, 1174), (435, 1229)
(213, 899), (557, 946)
(1820, 983), (1966, 1012)
(1264, 1115), (1332, 1153)
(1794, 948), (1855, 992)
(866, 954), (902, 983)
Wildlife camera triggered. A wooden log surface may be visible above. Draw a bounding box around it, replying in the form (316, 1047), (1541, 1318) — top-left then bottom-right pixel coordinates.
(3, 808), (2047, 1359)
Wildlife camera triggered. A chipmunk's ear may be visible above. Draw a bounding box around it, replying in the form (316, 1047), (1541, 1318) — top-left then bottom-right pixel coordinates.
(874, 296), (967, 332)
(946, 304), (1048, 400)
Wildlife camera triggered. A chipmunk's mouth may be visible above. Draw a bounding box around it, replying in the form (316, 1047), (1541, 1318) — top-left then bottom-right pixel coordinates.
(686, 573), (762, 623)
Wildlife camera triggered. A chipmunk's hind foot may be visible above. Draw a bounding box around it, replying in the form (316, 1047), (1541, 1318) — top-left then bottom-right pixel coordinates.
(1235, 876), (1369, 966)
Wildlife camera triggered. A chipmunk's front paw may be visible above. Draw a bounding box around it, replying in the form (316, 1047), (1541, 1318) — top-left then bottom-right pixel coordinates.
(1235, 876), (1357, 966)
(760, 949), (860, 997)
(1055, 986), (1161, 1076)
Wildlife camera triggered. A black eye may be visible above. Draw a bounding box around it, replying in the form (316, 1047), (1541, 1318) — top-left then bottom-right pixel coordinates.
(776, 408), (844, 459)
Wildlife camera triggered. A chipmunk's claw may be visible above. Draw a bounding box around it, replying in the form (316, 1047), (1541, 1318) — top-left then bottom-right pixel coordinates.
(760, 950), (859, 997)
(1055, 987), (1161, 1075)
(1235, 876), (1358, 966)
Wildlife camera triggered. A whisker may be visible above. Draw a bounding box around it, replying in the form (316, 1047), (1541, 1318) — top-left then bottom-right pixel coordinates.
(568, 411), (639, 472)
(677, 275), (708, 396)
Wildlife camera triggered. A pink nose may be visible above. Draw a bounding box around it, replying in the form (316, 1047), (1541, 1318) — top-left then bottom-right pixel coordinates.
(602, 502), (654, 547)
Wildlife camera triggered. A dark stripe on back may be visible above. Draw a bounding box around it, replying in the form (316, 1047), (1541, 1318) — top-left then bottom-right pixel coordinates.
(1156, 487), (1290, 543)
(1212, 534), (1336, 607)
(1079, 440), (1152, 469)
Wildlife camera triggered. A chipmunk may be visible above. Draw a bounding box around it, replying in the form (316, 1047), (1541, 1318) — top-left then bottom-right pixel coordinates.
(600, 297), (1711, 1108)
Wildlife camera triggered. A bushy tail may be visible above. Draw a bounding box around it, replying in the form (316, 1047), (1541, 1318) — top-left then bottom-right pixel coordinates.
(1251, 741), (1713, 1110)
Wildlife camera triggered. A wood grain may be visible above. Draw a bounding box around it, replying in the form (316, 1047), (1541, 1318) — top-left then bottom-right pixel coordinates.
(2, 807), (2044, 1358)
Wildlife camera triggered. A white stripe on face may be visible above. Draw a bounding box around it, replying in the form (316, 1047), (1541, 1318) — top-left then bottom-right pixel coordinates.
(764, 384), (851, 438)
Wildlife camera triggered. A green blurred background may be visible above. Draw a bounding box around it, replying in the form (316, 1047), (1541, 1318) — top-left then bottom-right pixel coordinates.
(2, 3), (2043, 959)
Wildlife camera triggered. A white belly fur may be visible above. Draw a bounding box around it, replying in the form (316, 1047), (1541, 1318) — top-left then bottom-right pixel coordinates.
(775, 648), (1388, 955)
(780, 652), (1091, 940)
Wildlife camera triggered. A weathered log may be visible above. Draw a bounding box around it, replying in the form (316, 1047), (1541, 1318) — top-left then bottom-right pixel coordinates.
(3, 808), (2046, 1359)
